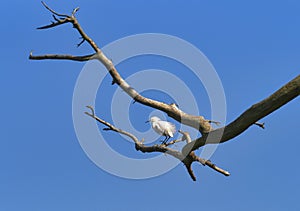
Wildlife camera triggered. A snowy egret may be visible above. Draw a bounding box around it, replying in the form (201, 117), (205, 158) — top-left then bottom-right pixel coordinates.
(146, 116), (176, 144)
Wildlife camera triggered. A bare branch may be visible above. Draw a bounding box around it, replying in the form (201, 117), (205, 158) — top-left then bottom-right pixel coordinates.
(84, 106), (182, 158)
(71, 17), (100, 52)
(72, 7), (80, 16)
(85, 106), (140, 144)
(29, 52), (96, 62)
(178, 130), (192, 143)
(203, 160), (230, 176)
(163, 130), (195, 147)
(164, 130), (190, 146)
(185, 163), (196, 181)
(86, 105), (95, 116)
(30, 2), (214, 134)
(183, 74), (300, 154)
(37, 18), (70, 30)
(77, 37), (85, 48)
(208, 120), (221, 126)
(164, 138), (185, 146)
(84, 106), (228, 180)
(30, 3), (298, 181)
(103, 65), (213, 134)
(184, 151), (230, 177)
(37, 2), (100, 52)
(41, 1), (69, 17)
(84, 106), (186, 162)
(254, 122), (265, 129)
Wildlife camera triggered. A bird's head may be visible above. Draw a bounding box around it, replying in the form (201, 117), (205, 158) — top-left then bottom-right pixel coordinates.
(145, 116), (161, 123)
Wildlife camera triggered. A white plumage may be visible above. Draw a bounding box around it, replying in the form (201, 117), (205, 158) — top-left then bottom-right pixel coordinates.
(146, 116), (176, 144)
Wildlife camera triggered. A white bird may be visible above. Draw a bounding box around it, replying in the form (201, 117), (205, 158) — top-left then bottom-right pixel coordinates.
(146, 116), (176, 144)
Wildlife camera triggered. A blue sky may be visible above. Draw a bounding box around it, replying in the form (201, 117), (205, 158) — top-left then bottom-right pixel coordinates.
(1, 0), (300, 210)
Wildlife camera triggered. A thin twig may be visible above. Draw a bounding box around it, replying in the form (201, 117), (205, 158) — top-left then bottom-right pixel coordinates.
(77, 37), (85, 47)
(86, 105), (94, 116)
(72, 7), (80, 16)
(208, 120), (221, 126)
(41, 1), (69, 17)
(84, 106), (229, 180)
(164, 138), (185, 146)
(85, 106), (139, 144)
(254, 122), (265, 129)
(204, 160), (230, 176)
(37, 18), (70, 30)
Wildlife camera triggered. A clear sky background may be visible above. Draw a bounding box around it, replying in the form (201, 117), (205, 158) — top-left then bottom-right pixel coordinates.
(1, 0), (300, 210)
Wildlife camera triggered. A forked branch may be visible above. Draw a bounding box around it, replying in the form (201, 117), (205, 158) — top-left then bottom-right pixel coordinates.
(29, 2), (299, 181)
(84, 106), (230, 181)
(182, 74), (300, 155)
(36, 1), (100, 52)
(29, 1), (215, 135)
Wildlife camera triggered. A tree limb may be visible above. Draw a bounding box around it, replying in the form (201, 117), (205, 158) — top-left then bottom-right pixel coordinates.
(41, 1), (69, 17)
(38, 1), (99, 52)
(183, 74), (300, 154)
(29, 52), (96, 61)
(84, 106), (229, 180)
(29, 2), (298, 181)
(203, 160), (230, 176)
(29, 1), (214, 135)
(84, 106), (181, 158)
(180, 132), (230, 177)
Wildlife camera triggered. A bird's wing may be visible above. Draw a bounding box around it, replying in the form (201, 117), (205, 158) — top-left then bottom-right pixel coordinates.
(170, 123), (176, 134)
(167, 122), (176, 137)
(157, 120), (176, 137)
(152, 122), (164, 135)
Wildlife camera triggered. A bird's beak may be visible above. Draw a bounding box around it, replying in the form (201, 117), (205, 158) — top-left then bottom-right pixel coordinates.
(145, 120), (149, 123)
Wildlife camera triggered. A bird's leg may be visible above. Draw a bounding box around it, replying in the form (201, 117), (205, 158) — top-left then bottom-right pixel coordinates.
(161, 136), (171, 145)
(166, 136), (171, 143)
(160, 136), (168, 144)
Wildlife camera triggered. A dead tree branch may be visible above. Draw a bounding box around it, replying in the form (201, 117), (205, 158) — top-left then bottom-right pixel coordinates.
(37, 1), (100, 52)
(183, 74), (300, 154)
(29, 2), (299, 181)
(179, 131), (230, 177)
(254, 122), (265, 129)
(84, 106), (139, 144)
(29, 1), (215, 135)
(29, 52), (96, 62)
(84, 106), (229, 181)
(41, 1), (69, 18)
